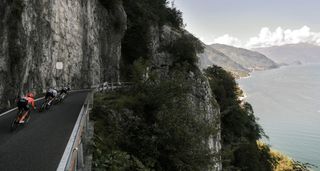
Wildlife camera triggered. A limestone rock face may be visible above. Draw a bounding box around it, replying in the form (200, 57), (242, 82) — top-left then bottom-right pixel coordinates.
(188, 70), (222, 171)
(148, 25), (222, 171)
(0, 0), (126, 108)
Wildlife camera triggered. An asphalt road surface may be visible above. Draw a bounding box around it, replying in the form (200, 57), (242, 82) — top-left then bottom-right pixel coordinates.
(0, 91), (89, 171)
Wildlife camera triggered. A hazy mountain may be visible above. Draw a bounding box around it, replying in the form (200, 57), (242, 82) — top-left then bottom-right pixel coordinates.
(198, 45), (250, 76)
(254, 43), (320, 65)
(212, 44), (278, 70)
(199, 44), (278, 77)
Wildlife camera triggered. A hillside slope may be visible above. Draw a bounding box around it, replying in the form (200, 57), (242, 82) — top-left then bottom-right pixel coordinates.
(198, 45), (250, 76)
(212, 44), (278, 70)
(199, 44), (278, 77)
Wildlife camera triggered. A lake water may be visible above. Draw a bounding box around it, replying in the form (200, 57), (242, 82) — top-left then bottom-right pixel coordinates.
(238, 64), (320, 170)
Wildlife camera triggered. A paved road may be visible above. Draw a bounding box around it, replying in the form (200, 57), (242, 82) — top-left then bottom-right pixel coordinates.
(0, 91), (89, 171)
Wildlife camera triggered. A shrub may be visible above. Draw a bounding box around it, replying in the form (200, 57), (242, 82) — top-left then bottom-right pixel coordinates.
(257, 142), (312, 171)
(204, 65), (268, 170)
(121, 0), (185, 80)
(165, 33), (204, 68)
(92, 70), (218, 170)
(165, 4), (183, 28)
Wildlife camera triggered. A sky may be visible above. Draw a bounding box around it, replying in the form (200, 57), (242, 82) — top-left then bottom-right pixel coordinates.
(170, 0), (320, 49)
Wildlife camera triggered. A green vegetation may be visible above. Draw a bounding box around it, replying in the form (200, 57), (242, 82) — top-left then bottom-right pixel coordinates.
(121, 0), (185, 80)
(205, 65), (312, 171)
(205, 65), (271, 171)
(95, 1), (313, 171)
(165, 33), (203, 68)
(257, 142), (313, 171)
(93, 2), (214, 169)
(123, 0), (183, 29)
(92, 68), (218, 171)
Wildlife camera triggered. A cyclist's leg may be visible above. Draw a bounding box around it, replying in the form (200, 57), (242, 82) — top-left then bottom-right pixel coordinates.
(19, 105), (29, 123)
(48, 93), (54, 105)
(16, 99), (26, 118)
(49, 97), (54, 105)
(15, 108), (23, 123)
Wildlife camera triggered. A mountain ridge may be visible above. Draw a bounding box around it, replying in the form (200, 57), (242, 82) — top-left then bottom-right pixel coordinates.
(198, 43), (278, 77)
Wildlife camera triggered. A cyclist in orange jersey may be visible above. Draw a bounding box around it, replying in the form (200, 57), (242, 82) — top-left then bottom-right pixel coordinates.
(17, 92), (36, 123)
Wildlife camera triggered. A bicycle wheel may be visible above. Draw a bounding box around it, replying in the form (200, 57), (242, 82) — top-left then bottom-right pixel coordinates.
(10, 110), (23, 131)
(10, 117), (19, 132)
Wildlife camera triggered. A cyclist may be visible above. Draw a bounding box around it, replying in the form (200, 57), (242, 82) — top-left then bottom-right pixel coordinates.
(59, 86), (69, 96)
(57, 86), (69, 102)
(16, 93), (36, 123)
(45, 88), (58, 106)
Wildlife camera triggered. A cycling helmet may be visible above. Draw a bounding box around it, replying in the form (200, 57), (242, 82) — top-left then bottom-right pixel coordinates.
(27, 92), (35, 99)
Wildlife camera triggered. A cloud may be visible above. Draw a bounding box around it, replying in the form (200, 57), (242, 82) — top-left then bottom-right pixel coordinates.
(209, 26), (320, 49)
(211, 34), (242, 47)
(245, 26), (320, 48)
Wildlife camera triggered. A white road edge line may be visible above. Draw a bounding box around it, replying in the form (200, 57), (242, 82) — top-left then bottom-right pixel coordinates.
(0, 108), (18, 117)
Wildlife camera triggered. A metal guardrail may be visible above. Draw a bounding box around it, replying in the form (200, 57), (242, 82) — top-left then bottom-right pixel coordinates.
(92, 81), (133, 92)
(57, 90), (94, 171)
(57, 82), (132, 171)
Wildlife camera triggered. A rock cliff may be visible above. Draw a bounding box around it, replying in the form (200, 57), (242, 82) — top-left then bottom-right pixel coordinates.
(148, 25), (221, 171)
(0, 0), (126, 108)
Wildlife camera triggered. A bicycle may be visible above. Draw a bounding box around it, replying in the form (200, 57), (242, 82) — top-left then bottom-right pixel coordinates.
(57, 92), (67, 103)
(10, 109), (30, 131)
(38, 98), (52, 112)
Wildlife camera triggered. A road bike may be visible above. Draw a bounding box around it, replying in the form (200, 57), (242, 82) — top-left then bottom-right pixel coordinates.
(10, 109), (30, 131)
(56, 92), (67, 103)
(38, 98), (52, 112)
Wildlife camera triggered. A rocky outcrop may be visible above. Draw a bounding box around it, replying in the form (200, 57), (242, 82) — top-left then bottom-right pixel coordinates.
(188, 71), (222, 171)
(148, 25), (222, 171)
(0, 0), (126, 108)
